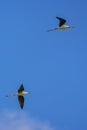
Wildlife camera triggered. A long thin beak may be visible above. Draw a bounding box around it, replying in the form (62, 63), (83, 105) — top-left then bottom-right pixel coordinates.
(71, 26), (75, 28)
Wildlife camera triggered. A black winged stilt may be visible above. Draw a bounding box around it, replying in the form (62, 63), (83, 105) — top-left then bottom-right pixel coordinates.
(6, 84), (30, 109)
(47, 17), (71, 32)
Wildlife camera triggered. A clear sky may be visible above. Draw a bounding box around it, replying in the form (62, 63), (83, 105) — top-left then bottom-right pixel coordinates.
(0, 0), (87, 130)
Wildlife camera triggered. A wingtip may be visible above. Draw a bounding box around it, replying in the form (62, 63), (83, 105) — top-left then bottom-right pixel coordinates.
(56, 16), (59, 19)
(21, 107), (23, 109)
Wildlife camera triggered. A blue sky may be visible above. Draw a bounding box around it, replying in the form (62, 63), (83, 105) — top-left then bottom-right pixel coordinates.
(0, 0), (87, 130)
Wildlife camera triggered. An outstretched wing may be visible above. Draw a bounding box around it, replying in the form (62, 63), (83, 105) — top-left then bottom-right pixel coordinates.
(56, 17), (66, 27)
(18, 84), (24, 93)
(18, 96), (24, 109)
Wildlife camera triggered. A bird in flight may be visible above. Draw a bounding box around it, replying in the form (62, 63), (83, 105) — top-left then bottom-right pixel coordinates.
(47, 17), (72, 32)
(6, 84), (30, 109)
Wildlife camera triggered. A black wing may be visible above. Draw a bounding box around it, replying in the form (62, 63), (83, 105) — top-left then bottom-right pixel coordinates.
(56, 17), (66, 27)
(18, 84), (24, 93)
(18, 96), (24, 109)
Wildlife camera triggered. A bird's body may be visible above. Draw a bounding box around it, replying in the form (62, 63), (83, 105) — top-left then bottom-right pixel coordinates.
(6, 84), (30, 109)
(57, 24), (71, 29)
(15, 91), (29, 96)
(47, 17), (71, 32)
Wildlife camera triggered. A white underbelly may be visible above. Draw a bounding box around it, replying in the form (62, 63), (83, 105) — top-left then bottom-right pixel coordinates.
(17, 91), (28, 96)
(58, 25), (70, 29)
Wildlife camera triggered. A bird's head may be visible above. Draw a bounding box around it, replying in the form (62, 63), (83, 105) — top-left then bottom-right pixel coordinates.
(26, 91), (31, 94)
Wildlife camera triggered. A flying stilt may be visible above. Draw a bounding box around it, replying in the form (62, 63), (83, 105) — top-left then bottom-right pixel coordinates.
(6, 84), (30, 109)
(47, 17), (72, 32)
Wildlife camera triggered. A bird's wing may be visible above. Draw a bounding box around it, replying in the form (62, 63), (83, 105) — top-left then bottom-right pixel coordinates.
(18, 84), (24, 93)
(56, 17), (66, 27)
(18, 96), (24, 109)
